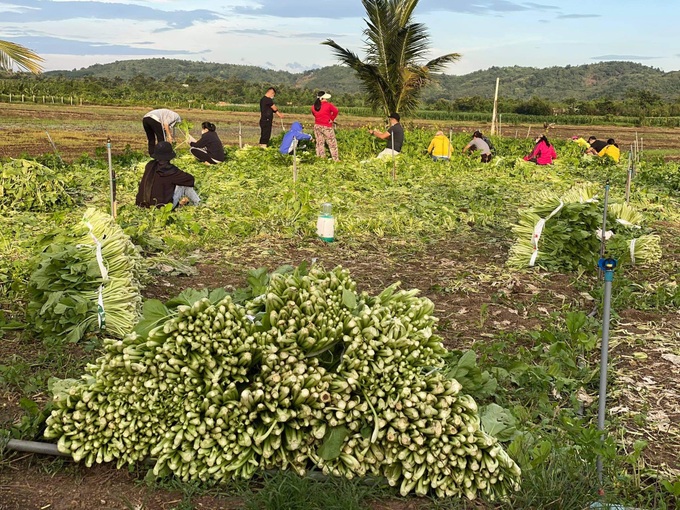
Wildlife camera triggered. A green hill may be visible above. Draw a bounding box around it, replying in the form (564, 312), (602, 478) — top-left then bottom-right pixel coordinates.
(46, 59), (680, 101)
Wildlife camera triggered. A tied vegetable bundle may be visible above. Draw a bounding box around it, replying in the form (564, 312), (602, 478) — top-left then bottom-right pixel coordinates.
(507, 183), (662, 270)
(45, 266), (521, 500)
(0, 159), (74, 212)
(27, 208), (144, 343)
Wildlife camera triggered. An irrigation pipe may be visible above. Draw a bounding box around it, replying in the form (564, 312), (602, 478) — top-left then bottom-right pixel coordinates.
(6, 439), (69, 457)
(596, 257), (617, 486)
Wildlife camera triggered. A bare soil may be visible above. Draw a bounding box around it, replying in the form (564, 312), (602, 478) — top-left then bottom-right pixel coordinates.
(2, 103), (680, 161)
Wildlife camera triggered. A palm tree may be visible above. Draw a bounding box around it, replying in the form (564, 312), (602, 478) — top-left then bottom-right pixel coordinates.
(322, 0), (460, 116)
(0, 40), (44, 74)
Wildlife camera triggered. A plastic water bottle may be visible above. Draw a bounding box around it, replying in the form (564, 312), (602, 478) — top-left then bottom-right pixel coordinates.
(317, 202), (335, 242)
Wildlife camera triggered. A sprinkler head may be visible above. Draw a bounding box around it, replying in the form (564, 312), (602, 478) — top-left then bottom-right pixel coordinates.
(598, 258), (617, 271)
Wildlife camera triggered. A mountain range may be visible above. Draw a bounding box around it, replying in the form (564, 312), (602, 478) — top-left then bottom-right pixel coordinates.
(47, 59), (680, 102)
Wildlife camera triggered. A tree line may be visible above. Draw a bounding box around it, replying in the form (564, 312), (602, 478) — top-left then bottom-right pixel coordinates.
(2, 73), (680, 119)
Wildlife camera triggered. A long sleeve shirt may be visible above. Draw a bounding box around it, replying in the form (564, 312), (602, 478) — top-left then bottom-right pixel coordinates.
(524, 140), (557, 165)
(311, 102), (339, 128)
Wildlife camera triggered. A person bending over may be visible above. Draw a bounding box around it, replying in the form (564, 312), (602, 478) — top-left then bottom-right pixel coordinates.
(136, 142), (200, 209)
(143, 108), (181, 156)
(188, 122), (225, 164)
(462, 131), (493, 163)
(597, 138), (620, 163)
(427, 130), (453, 161)
(280, 122), (312, 155)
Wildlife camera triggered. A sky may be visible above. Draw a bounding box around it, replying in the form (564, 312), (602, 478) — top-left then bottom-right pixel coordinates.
(1, 0), (679, 75)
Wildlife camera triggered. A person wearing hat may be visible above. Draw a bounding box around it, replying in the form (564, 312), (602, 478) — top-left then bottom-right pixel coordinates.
(370, 112), (404, 159)
(462, 130), (493, 163)
(136, 141), (200, 209)
(143, 108), (181, 156)
(259, 87), (283, 147)
(311, 91), (340, 161)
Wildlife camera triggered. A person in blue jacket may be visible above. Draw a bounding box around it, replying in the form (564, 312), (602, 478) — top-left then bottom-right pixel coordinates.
(279, 122), (312, 155)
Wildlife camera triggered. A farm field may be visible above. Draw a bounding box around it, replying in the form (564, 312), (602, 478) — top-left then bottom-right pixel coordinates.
(2, 103), (680, 161)
(0, 104), (679, 510)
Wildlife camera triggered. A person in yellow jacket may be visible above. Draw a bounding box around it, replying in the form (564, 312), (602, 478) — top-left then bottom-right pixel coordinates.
(598, 138), (620, 162)
(427, 130), (453, 161)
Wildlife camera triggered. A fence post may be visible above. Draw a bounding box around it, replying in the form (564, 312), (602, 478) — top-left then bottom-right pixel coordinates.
(9, 93), (11, 103)
(22, 94), (25, 102)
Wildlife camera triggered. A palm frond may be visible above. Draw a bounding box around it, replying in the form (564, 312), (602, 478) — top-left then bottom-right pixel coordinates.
(0, 40), (44, 74)
(322, 0), (461, 115)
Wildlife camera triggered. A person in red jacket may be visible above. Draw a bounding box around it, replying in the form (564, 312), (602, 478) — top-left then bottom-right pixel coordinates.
(524, 134), (557, 165)
(311, 91), (339, 161)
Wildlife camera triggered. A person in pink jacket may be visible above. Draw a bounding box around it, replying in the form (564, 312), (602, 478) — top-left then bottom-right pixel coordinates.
(311, 91), (340, 161)
(524, 134), (557, 165)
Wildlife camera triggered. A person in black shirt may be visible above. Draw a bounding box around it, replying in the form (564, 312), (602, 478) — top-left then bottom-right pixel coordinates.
(188, 122), (225, 164)
(369, 112), (404, 159)
(259, 87), (284, 147)
(586, 136), (607, 154)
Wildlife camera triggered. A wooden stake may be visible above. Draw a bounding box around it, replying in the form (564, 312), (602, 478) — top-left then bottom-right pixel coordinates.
(490, 78), (500, 136)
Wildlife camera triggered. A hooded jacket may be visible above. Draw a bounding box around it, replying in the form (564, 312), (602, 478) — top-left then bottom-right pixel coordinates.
(427, 134), (453, 158)
(279, 122), (312, 154)
(135, 160), (195, 208)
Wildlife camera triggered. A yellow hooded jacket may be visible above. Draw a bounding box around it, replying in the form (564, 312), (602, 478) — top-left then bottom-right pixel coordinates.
(427, 134), (453, 158)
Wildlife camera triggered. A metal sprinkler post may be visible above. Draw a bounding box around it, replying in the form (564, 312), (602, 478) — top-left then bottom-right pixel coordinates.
(596, 256), (617, 486)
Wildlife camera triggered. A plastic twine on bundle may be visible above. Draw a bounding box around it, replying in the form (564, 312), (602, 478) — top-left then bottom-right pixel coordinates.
(529, 200), (564, 266)
(629, 238), (637, 266)
(85, 221), (109, 330)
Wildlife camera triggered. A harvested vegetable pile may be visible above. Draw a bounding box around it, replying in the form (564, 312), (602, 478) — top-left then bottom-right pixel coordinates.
(0, 159), (73, 211)
(27, 208), (144, 342)
(44, 265), (521, 500)
(507, 183), (661, 270)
